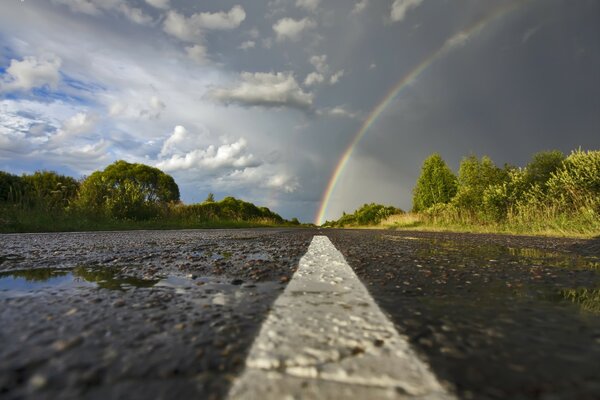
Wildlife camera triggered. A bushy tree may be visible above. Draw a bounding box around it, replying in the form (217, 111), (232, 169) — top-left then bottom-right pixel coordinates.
(452, 155), (508, 216)
(412, 153), (457, 212)
(546, 149), (600, 212)
(524, 150), (565, 190)
(76, 160), (180, 220)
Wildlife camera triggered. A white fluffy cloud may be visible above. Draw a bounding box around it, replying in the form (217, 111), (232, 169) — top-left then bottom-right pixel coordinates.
(0, 55), (62, 92)
(218, 167), (299, 193)
(390, 0), (424, 22)
(208, 72), (314, 111)
(329, 69), (345, 85)
(304, 72), (324, 86)
(163, 6), (246, 42)
(157, 126), (260, 172)
(273, 18), (316, 42)
(49, 112), (97, 146)
(296, 0), (320, 12)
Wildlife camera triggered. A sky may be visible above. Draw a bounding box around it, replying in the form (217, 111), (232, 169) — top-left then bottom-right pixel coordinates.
(0, 0), (598, 224)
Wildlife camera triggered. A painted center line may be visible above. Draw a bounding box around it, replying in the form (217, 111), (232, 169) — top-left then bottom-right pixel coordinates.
(227, 235), (455, 400)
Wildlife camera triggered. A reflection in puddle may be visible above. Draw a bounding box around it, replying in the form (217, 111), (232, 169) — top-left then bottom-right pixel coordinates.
(0, 268), (95, 292)
(383, 235), (600, 271)
(0, 266), (159, 293)
(559, 288), (600, 314)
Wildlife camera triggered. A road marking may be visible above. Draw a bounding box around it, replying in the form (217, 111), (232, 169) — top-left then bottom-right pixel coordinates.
(227, 236), (455, 399)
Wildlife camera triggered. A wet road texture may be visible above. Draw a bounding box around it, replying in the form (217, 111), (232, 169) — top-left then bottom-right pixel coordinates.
(1, 228), (600, 399)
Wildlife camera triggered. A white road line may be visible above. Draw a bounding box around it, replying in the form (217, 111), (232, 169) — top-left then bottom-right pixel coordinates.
(227, 235), (455, 400)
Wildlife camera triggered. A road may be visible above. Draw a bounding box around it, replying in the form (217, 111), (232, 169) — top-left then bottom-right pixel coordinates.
(1, 229), (599, 399)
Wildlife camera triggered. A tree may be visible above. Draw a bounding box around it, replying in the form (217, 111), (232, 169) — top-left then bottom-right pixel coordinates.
(204, 193), (215, 203)
(524, 150), (565, 190)
(452, 155), (508, 214)
(76, 160), (180, 220)
(412, 153), (457, 212)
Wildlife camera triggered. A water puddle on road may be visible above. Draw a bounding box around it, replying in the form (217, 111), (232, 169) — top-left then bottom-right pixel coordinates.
(0, 266), (159, 294)
(0, 266), (282, 305)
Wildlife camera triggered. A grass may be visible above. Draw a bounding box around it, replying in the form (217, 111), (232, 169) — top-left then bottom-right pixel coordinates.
(370, 213), (600, 239)
(0, 206), (297, 233)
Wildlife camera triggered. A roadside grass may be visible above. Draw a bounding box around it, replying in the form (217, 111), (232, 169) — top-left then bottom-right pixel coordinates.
(372, 213), (600, 239)
(0, 206), (296, 233)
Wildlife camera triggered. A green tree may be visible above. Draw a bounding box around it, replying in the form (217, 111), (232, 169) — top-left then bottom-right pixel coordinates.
(452, 155), (508, 215)
(204, 193), (215, 203)
(0, 171), (24, 203)
(524, 150), (565, 190)
(412, 153), (457, 212)
(76, 160), (180, 220)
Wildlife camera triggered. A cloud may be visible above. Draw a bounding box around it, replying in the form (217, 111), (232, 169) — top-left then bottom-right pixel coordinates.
(1, 55), (62, 92)
(304, 72), (324, 86)
(163, 6), (246, 42)
(139, 95), (166, 119)
(273, 18), (316, 42)
(316, 106), (357, 119)
(157, 128), (260, 172)
(51, 0), (100, 15)
(369, 63), (376, 69)
(329, 69), (344, 85)
(239, 40), (256, 50)
(51, 0), (153, 25)
(390, 0), (423, 22)
(117, 4), (153, 25)
(444, 31), (470, 49)
(208, 72), (314, 111)
(309, 54), (328, 74)
(145, 0), (169, 10)
(50, 112), (97, 145)
(352, 0), (369, 14)
(296, 0), (320, 12)
(219, 167), (300, 193)
(186, 44), (209, 64)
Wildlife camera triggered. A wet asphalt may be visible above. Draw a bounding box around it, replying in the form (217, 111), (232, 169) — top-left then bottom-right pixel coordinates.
(327, 230), (600, 400)
(1, 228), (600, 399)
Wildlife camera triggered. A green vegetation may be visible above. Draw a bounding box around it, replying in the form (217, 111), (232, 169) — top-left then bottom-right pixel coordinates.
(399, 149), (599, 236)
(326, 149), (600, 237)
(0, 160), (298, 233)
(323, 203), (402, 227)
(412, 153), (457, 212)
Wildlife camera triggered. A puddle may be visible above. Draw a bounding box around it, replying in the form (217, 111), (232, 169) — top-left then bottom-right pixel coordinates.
(0, 266), (159, 294)
(554, 288), (600, 314)
(390, 236), (600, 271)
(0, 266), (282, 301)
(0, 268), (96, 293)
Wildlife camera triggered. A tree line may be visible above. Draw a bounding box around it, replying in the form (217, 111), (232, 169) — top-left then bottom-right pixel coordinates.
(323, 148), (599, 234)
(412, 149), (599, 231)
(0, 160), (291, 232)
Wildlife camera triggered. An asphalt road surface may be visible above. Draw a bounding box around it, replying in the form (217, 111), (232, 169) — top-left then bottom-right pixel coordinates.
(1, 228), (599, 399)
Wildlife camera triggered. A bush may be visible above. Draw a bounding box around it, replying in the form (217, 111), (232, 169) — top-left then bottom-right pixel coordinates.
(75, 160), (179, 220)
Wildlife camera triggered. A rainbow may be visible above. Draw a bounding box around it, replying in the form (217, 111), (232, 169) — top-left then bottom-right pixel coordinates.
(314, 1), (528, 225)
